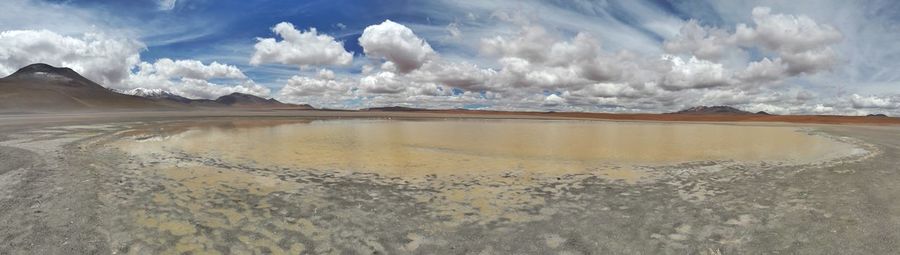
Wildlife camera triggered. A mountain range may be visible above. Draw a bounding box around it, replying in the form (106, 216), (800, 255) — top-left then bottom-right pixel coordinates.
(0, 63), (312, 112)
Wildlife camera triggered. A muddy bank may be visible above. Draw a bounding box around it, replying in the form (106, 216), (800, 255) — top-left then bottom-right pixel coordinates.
(0, 115), (898, 254)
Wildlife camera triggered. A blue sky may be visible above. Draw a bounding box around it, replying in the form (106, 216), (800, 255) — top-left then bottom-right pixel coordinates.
(1, 0), (899, 114)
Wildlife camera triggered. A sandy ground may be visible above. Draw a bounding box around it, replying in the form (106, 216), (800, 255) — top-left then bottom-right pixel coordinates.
(1, 111), (899, 254)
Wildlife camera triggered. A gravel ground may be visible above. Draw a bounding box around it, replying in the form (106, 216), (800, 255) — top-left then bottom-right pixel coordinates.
(0, 112), (898, 254)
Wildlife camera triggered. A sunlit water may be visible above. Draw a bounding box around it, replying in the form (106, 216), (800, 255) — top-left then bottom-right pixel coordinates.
(117, 119), (856, 181)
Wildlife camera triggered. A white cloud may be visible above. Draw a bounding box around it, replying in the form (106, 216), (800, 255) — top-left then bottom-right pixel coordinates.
(250, 22), (353, 67)
(0, 29), (143, 86)
(0, 0), (108, 35)
(359, 20), (436, 73)
(542, 94), (566, 106)
(739, 7), (842, 54)
(572, 83), (644, 99)
(665, 6), (843, 77)
(737, 57), (787, 84)
(850, 94), (898, 109)
(446, 22), (461, 39)
(738, 7), (843, 75)
(276, 76), (357, 108)
(145, 58), (246, 80)
(158, 0), (177, 11)
(279, 75), (351, 97)
(408, 60), (497, 91)
(663, 20), (730, 60)
(660, 55), (731, 90)
(359, 71), (407, 94)
(481, 25), (556, 63)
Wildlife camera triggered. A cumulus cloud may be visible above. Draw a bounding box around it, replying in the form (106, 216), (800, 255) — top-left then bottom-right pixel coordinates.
(481, 25), (558, 63)
(266, 6), (859, 113)
(665, 6), (843, 78)
(359, 71), (408, 94)
(571, 83), (644, 99)
(446, 22), (462, 39)
(737, 7), (843, 75)
(146, 58), (246, 80)
(850, 94), (898, 109)
(250, 22), (353, 67)
(279, 74), (351, 98)
(481, 27), (631, 91)
(0, 29), (143, 86)
(359, 20), (435, 73)
(663, 20), (731, 60)
(542, 94), (566, 106)
(736, 58), (787, 84)
(660, 55), (731, 90)
(125, 59), (267, 99)
(408, 60), (497, 91)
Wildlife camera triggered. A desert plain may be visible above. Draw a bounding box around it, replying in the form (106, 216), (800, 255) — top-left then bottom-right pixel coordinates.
(1, 110), (899, 254)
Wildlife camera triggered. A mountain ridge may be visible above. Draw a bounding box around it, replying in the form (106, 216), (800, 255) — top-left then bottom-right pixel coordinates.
(0, 64), (314, 112)
(669, 106), (756, 115)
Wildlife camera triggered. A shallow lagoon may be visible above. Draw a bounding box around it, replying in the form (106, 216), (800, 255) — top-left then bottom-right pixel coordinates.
(118, 118), (856, 181)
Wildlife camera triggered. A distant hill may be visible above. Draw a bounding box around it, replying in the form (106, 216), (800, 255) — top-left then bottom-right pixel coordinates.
(364, 106), (427, 112)
(0, 63), (164, 111)
(669, 106), (753, 115)
(214, 92), (314, 109)
(123, 88), (194, 104)
(121, 88), (229, 108)
(867, 113), (889, 117)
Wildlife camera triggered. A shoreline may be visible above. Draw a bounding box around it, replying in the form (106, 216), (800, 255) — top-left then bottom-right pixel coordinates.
(1, 110), (898, 133)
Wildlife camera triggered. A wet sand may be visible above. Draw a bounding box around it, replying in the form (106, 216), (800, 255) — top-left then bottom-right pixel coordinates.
(1, 111), (899, 254)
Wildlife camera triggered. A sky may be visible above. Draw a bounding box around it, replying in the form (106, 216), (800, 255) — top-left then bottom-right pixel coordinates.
(1, 0), (899, 115)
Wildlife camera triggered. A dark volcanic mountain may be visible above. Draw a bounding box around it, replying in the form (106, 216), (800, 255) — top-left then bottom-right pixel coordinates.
(6, 63), (106, 89)
(669, 106), (753, 115)
(0, 63), (163, 111)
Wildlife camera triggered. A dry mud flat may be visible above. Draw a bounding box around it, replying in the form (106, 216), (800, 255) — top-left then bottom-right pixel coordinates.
(0, 117), (899, 254)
